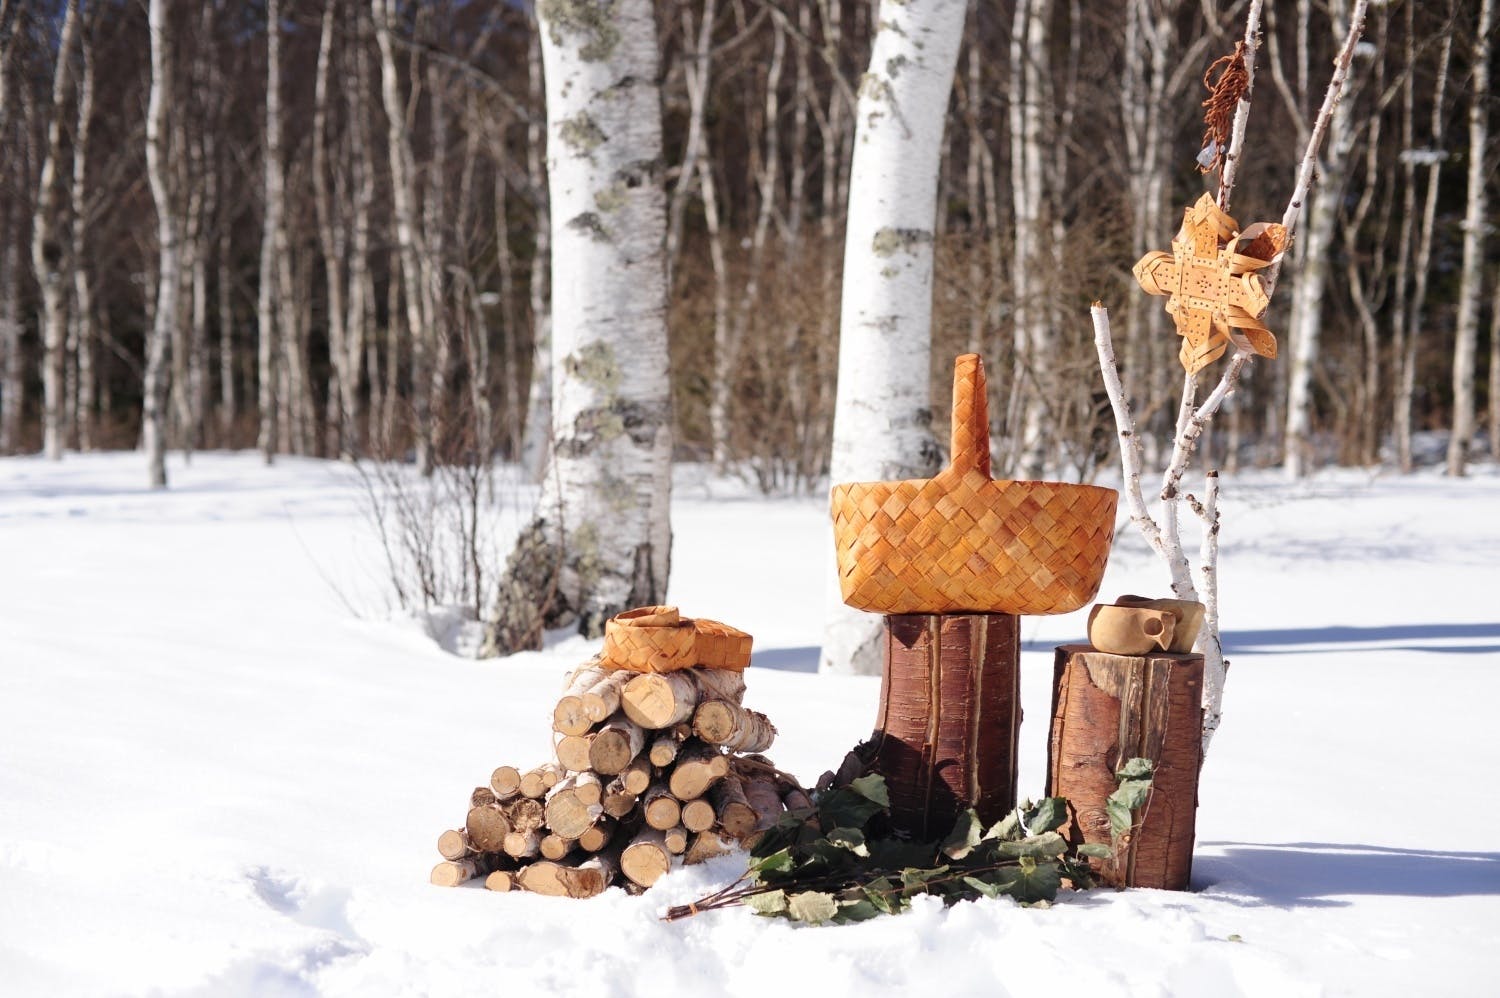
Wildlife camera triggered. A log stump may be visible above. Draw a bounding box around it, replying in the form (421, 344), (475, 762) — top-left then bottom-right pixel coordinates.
(866, 613), (1021, 839)
(1047, 644), (1203, 890)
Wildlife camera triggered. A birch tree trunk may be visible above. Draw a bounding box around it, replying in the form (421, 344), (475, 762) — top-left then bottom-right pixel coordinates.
(1444, 0), (1492, 477)
(0, 0), (17, 454)
(373, 0), (434, 474)
(1284, 3), (1368, 479)
(143, 0), (178, 488)
(520, 25), (552, 478)
(821, 0), (966, 677)
(257, 0), (284, 462)
(1489, 270), (1500, 463)
(485, 0), (673, 652)
(70, 18), (94, 451)
(1395, 27), (1452, 474)
(0, 225), (19, 454)
(32, 0), (81, 461)
(347, 3), (375, 455)
(313, 0), (353, 458)
(1008, 0), (1051, 477)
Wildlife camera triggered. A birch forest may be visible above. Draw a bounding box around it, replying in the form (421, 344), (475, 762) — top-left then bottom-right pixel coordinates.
(0, 0), (1495, 487)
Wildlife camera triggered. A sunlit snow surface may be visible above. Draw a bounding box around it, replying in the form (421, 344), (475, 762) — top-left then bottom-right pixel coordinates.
(2, 452), (1498, 997)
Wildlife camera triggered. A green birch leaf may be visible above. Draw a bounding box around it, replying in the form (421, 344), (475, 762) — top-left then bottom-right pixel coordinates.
(994, 858), (1064, 904)
(819, 789), (886, 831)
(901, 864), (951, 894)
(863, 878), (901, 914)
(1116, 757), (1155, 780)
(787, 890), (839, 925)
(984, 810), (1021, 842)
(1026, 797), (1068, 834)
(961, 875), (1004, 900)
(827, 826), (871, 857)
(746, 889), (788, 915)
(1112, 778), (1153, 812)
(941, 809), (983, 860)
(848, 773), (890, 807)
(835, 899), (881, 922)
(1077, 843), (1113, 859)
(1107, 795), (1134, 837)
(751, 847), (795, 876)
(986, 831), (1067, 860)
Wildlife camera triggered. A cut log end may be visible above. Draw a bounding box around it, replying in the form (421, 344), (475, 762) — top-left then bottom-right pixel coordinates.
(668, 741), (731, 800)
(490, 766), (522, 799)
(431, 858), (487, 887)
(465, 804), (511, 853)
(436, 828), (472, 861)
(680, 797), (717, 834)
(621, 828), (673, 888)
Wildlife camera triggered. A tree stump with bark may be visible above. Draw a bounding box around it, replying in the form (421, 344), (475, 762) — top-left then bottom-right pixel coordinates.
(864, 613), (1021, 839)
(1047, 644), (1203, 890)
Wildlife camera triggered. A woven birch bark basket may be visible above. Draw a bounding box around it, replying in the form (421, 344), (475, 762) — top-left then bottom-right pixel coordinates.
(831, 354), (1119, 616)
(601, 606), (753, 674)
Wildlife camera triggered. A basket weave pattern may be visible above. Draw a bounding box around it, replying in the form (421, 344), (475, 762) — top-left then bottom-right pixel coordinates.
(602, 605), (752, 673)
(831, 355), (1117, 616)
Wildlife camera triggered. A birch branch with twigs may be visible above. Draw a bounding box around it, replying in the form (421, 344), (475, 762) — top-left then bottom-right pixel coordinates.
(1093, 0), (1369, 753)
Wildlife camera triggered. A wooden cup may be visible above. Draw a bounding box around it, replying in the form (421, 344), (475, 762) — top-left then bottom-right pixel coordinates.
(1087, 604), (1176, 656)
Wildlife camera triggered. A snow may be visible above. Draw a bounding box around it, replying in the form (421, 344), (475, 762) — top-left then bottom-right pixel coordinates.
(3, 452), (1498, 997)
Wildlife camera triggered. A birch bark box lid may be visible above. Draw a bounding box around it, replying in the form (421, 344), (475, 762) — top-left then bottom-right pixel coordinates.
(830, 354), (1119, 616)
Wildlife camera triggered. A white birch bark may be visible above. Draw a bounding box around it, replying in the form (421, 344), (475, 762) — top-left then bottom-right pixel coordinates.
(313, 0), (358, 458)
(1445, 0), (1492, 477)
(32, 0), (81, 461)
(0, 227), (20, 454)
(256, 0), (284, 462)
(486, 0), (673, 652)
(1008, 0), (1051, 477)
(520, 25), (553, 478)
(347, 5), (374, 454)
(1284, 2), (1371, 478)
(821, 0), (966, 677)
(143, 0), (177, 489)
(0, 0), (18, 453)
(1395, 28), (1452, 474)
(373, 0), (434, 473)
(1489, 270), (1500, 463)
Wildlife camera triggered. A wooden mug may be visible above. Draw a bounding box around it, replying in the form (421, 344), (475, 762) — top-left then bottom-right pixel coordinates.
(1115, 595), (1206, 653)
(1087, 604), (1176, 656)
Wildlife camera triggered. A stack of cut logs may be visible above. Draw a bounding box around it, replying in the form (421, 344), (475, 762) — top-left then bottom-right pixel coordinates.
(431, 659), (806, 898)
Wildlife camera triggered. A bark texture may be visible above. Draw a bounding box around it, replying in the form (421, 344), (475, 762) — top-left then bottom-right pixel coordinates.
(865, 613), (1020, 839)
(141, 0), (176, 488)
(1047, 645), (1203, 890)
(486, 0), (673, 654)
(1445, 0), (1493, 477)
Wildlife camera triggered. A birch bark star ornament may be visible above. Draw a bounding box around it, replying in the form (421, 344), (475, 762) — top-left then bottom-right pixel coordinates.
(1133, 192), (1287, 375)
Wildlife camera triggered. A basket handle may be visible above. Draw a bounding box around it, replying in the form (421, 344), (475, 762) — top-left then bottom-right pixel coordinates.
(947, 353), (991, 479)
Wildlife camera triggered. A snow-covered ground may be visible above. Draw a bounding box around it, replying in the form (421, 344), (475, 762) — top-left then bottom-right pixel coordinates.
(2, 452), (1498, 997)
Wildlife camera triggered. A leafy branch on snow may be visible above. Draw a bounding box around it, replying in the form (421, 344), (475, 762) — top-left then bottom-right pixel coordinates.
(665, 774), (1138, 926)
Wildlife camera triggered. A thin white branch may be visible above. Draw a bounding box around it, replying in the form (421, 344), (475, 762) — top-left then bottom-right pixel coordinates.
(1196, 471), (1226, 752)
(1091, 304), (1191, 591)
(1216, 0), (1265, 210)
